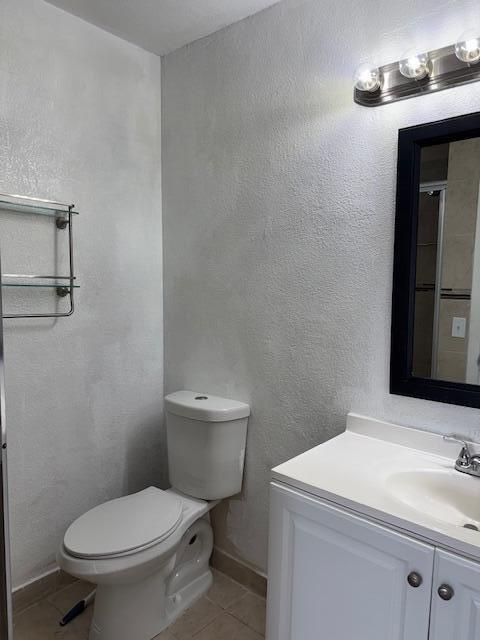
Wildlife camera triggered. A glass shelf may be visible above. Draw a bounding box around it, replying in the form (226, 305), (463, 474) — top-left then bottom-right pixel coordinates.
(1, 282), (79, 289)
(1, 275), (79, 289)
(0, 193), (78, 317)
(0, 195), (79, 218)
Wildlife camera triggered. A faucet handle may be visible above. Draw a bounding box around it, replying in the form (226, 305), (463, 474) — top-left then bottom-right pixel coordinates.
(444, 435), (469, 446)
(443, 435), (472, 466)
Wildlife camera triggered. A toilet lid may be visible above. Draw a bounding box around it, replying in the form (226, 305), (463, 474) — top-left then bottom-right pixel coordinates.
(64, 488), (183, 559)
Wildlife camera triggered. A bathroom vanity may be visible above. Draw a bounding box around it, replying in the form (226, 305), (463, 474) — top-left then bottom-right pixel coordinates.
(266, 414), (480, 640)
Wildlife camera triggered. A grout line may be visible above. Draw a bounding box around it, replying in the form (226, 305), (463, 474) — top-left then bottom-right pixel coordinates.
(226, 612), (264, 639)
(190, 612), (258, 640)
(226, 594), (266, 636)
(204, 593), (245, 611)
(47, 598), (68, 617)
(45, 578), (80, 604)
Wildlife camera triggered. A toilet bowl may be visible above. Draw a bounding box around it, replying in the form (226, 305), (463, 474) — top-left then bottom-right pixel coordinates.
(58, 391), (250, 640)
(58, 488), (216, 640)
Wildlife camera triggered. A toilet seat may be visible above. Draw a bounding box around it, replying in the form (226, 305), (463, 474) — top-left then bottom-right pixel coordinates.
(64, 487), (183, 559)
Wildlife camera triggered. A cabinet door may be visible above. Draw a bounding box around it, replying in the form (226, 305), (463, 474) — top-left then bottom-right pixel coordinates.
(266, 482), (434, 640)
(429, 549), (480, 640)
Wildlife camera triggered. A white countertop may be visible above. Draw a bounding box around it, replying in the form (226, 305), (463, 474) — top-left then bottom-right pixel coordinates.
(272, 413), (480, 561)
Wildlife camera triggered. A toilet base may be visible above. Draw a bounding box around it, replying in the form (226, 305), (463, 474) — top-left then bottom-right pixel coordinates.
(88, 517), (214, 640)
(89, 570), (213, 640)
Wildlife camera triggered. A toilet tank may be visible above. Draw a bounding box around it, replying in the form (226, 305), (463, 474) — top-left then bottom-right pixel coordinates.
(165, 391), (250, 501)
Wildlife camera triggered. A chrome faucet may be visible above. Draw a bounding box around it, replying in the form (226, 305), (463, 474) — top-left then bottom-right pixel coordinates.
(444, 435), (480, 478)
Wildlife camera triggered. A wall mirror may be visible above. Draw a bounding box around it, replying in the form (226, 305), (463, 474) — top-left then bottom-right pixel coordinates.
(391, 112), (480, 408)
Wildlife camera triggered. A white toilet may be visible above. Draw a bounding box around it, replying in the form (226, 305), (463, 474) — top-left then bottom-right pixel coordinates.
(57, 391), (250, 640)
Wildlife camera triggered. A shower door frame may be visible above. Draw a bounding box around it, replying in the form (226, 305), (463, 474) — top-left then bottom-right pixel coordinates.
(0, 247), (13, 639)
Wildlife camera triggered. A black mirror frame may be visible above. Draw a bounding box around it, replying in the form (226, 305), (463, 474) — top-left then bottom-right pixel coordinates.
(391, 111), (480, 409)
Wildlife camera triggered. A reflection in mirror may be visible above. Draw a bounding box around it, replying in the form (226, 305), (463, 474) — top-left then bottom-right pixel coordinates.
(413, 139), (480, 384)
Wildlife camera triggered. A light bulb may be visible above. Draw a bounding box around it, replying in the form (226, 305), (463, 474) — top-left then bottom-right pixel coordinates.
(399, 49), (429, 79)
(455, 30), (480, 64)
(354, 63), (381, 93)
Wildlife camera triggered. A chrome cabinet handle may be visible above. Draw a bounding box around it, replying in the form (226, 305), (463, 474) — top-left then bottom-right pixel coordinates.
(407, 572), (423, 588)
(438, 584), (454, 601)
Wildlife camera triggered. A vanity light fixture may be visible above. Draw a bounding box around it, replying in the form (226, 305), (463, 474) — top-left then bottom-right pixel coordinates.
(455, 30), (480, 64)
(354, 32), (480, 107)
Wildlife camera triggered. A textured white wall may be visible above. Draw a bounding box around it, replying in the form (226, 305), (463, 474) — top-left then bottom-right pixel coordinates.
(0, 0), (164, 588)
(162, 0), (480, 573)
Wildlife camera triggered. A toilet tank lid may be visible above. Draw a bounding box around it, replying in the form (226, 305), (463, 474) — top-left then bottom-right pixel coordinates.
(165, 390), (250, 422)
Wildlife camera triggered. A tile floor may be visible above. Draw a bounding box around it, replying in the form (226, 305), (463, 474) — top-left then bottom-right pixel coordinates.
(13, 569), (266, 640)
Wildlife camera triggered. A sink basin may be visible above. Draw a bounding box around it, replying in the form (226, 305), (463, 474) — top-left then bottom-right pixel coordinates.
(387, 469), (480, 529)
(272, 413), (480, 559)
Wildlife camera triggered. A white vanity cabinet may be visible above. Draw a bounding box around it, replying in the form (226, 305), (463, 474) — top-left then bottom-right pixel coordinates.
(266, 482), (480, 640)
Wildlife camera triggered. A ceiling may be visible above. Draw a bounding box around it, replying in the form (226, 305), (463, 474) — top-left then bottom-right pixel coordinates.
(45, 0), (282, 56)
